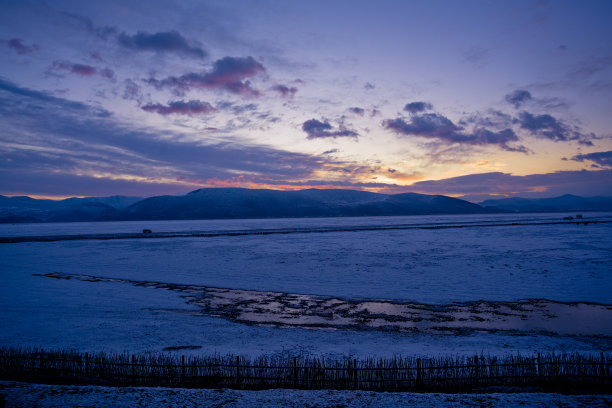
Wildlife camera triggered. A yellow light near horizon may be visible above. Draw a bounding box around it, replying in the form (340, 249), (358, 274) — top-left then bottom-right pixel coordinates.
(2, 194), (88, 201)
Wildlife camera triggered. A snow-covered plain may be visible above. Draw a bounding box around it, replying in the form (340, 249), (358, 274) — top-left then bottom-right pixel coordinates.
(0, 213), (611, 359)
(2, 211), (611, 237)
(2, 381), (611, 408)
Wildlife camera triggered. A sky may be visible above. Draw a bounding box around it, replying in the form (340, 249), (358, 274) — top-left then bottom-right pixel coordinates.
(1, 0), (611, 201)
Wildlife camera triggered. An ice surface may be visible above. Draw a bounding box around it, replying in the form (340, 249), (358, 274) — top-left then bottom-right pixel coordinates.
(0, 213), (610, 358)
(36, 272), (612, 336)
(1, 211), (610, 237)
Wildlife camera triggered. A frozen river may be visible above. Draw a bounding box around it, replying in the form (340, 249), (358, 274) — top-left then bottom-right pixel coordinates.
(1, 213), (611, 357)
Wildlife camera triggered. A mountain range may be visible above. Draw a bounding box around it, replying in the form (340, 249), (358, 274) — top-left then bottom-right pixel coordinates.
(1, 189), (611, 223)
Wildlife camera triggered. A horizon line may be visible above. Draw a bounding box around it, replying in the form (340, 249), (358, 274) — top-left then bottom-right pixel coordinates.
(0, 187), (597, 203)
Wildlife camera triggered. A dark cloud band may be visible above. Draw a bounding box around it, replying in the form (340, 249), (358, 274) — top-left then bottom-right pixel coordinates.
(147, 56), (265, 97)
(403, 102), (432, 113)
(382, 113), (525, 152)
(6, 38), (39, 54)
(118, 30), (206, 58)
(272, 85), (297, 98)
(302, 119), (358, 139)
(570, 150), (612, 168)
(505, 90), (532, 108)
(517, 111), (593, 145)
(141, 100), (215, 116)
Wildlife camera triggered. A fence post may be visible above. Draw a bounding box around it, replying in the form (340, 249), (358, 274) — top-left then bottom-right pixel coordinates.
(236, 356), (240, 387)
(416, 358), (421, 389)
(354, 358), (358, 389)
(131, 354), (135, 385)
(293, 357), (297, 388)
(345, 359), (350, 389)
(601, 352), (606, 384)
(474, 355), (479, 382)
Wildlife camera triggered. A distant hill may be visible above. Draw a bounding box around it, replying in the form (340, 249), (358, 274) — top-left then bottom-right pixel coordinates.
(479, 194), (612, 213)
(2, 189), (611, 223)
(0, 195), (142, 223)
(121, 188), (487, 220)
(0, 189), (487, 223)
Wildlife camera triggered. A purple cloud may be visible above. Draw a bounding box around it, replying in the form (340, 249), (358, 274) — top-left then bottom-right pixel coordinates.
(7, 38), (39, 54)
(52, 61), (96, 76)
(382, 113), (525, 152)
(147, 56), (265, 97)
(61, 12), (117, 40)
(348, 107), (365, 116)
(123, 79), (141, 101)
(302, 119), (358, 139)
(141, 100), (216, 116)
(51, 61), (115, 80)
(517, 111), (592, 145)
(570, 150), (612, 168)
(461, 109), (514, 129)
(272, 84), (297, 98)
(384, 114), (458, 137)
(90, 52), (104, 62)
(505, 90), (532, 108)
(99, 68), (115, 80)
(0, 78), (359, 197)
(118, 30), (207, 58)
(403, 102), (432, 113)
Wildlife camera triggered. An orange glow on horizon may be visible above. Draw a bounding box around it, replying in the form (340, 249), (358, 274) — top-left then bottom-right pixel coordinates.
(2, 194), (88, 201)
(201, 177), (392, 193)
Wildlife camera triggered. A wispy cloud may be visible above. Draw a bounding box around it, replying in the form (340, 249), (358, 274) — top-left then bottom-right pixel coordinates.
(50, 61), (115, 80)
(504, 90), (532, 108)
(271, 84), (297, 98)
(122, 79), (142, 101)
(118, 30), (207, 58)
(504, 89), (568, 110)
(322, 148), (339, 155)
(460, 109), (514, 129)
(52, 61), (96, 76)
(382, 113), (526, 152)
(569, 150), (612, 168)
(141, 100), (216, 116)
(147, 56), (265, 97)
(0, 78), (368, 196)
(60, 12), (117, 40)
(348, 107), (365, 116)
(517, 111), (593, 145)
(6, 38), (39, 54)
(464, 46), (489, 68)
(529, 53), (612, 94)
(302, 119), (358, 139)
(0, 77), (107, 114)
(403, 101), (432, 114)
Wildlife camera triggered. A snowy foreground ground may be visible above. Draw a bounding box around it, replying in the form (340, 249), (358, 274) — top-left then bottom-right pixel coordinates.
(2, 381), (611, 408)
(0, 213), (611, 406)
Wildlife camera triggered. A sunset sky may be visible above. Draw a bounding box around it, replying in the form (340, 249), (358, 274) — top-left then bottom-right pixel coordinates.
(1, 0), (611, 201)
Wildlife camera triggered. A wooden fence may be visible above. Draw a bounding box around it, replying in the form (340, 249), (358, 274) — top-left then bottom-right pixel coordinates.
(0, 347), (609, 392)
